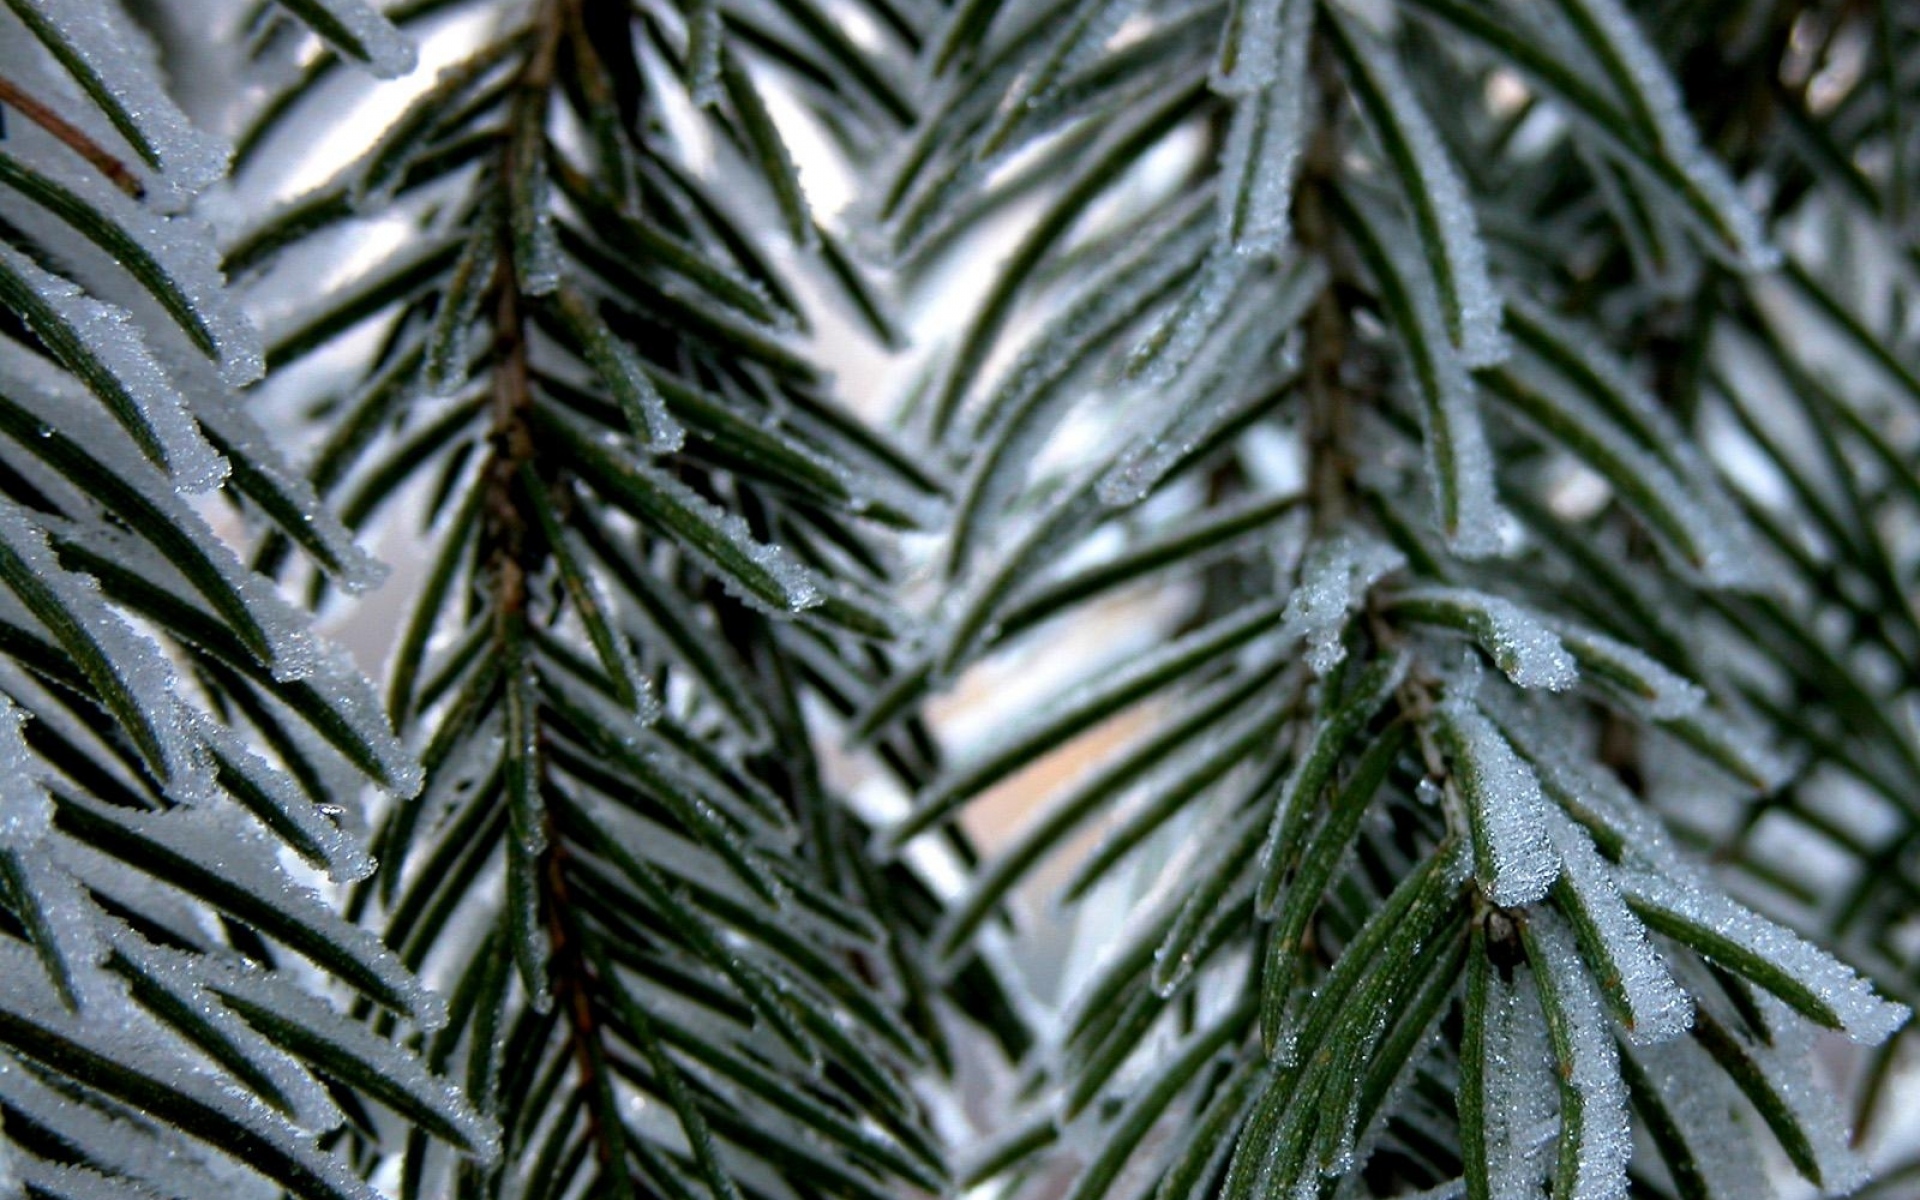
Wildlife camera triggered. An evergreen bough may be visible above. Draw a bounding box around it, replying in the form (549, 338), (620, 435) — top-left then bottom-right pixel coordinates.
(0, 0), (1916, 1197)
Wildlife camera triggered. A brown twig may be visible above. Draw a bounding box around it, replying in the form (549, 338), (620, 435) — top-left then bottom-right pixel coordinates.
(481, 0), (638, 1179)
(0, 72), (145, 199)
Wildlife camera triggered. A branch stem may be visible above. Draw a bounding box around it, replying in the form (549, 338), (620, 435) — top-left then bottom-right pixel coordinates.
(0, 72), (144, 198)
(480, 0), (634, 1181)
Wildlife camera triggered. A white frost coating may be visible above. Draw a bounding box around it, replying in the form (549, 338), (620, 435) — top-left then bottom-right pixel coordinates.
(41, 835), (201, 963)
(1052, 0), (1147, 93)
(1418, 288), (1502, 558)
(1557, 0), (1775, 270)
(1474, 598), (1576, 691)
(1334, 1026), (1450, 1195)
(195, 946), (501, 1162)
(0, 245), (226, 492)
(1144, 239), (1321, 396)
(300, 0), (418, 79)
(1553, 623), (1704, 718)
(1618, 867), (1910, 1044)
(1314, 1070), (1368, 1182)
(107, 929), (344, 1135)
(1631, 1036), (1778, 1200)
(0, 660), (153, 817)
(557, 533), (656, 714)
(637, 464), (824, 615)
(630, 727), (804, 853)
(12, 0), (229, 194)
(1124, 250), (1251, 393)
(1284, 531), (1405, 674)
(15, 1158), (174, 1200)
(0, 957), (388, 1200)
(1543, 808), (1692, 1043)
(297, 641), (425, 798)
(1108, 256), (1321, 490)
(1218, 1), (1311, 262)
(102, 800), (446, 1030)
(1485, 691), (1685, 873)
(1338, 11), (1506, 367)
(515, 154), (562, 296)
(1104, 305), (1278, 504)
(1668, 704), (1791, 792)
(71, 518), (320, 683)
(1741, 996), (1871, 1193)
(988, 0), (1149, 149)
(1151, 825), (1260, 997)
(0, 1051), (231, 1200)
(129, 214), (267, 388)
(1368, 212), (1503, 558)
(1211, 0), (1285, 95)
(1401, 586), (1577, 691)
(193, 716), (373, 884)
(688, 0), (724, 106)
(0, 697), (49, 843)
(415, 713), (503, 839)
(967, 198), (1210, 457)
(0, 500), (211, 802)
(11, 135), (264, 386)
(192, 390), (389, 594)
(1504, 353), (1749, 588)
(584, 322), (685, 454)
(1581, 146), (1704, 300)
(0, 704), (105, 1020)
(1509, 297), (1765, 588)
(1482, 963), (1559, 1200)
(746, 534), (822, 613)
(6, 838), (110, 1012)
(1526, 912), (1631, 1200)
(0, 367), (334, 682)
(1507, 297), (1681, 454)
(1440, 689), (1559, 906)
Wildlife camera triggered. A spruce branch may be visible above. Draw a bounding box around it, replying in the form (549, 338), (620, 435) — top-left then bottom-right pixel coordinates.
(5, 1), (1920, 1198)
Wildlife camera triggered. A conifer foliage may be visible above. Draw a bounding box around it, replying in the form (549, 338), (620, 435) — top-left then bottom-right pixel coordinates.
(0, 0), (1917, 1198)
